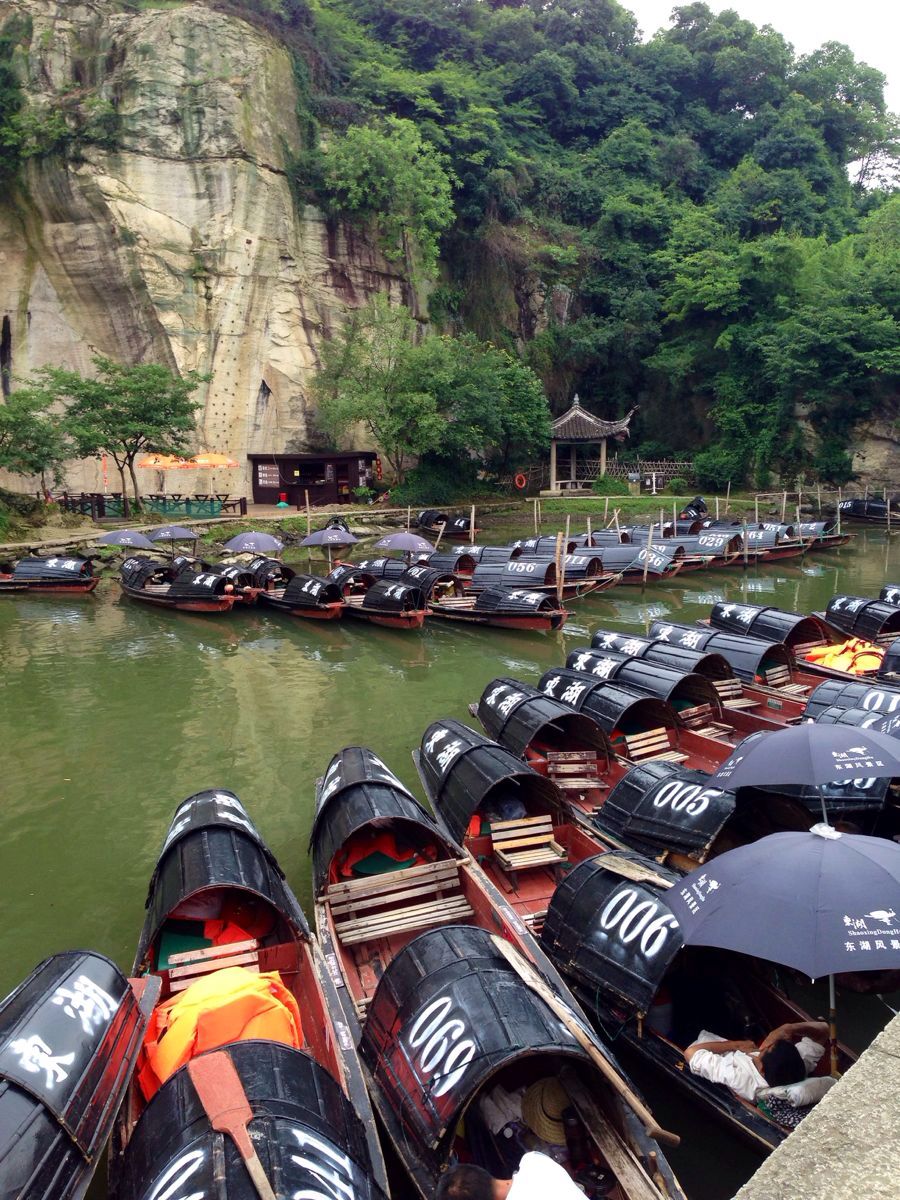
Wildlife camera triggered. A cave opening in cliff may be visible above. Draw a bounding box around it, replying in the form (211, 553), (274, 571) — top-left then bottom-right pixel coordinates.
(0, 316), (10, 398)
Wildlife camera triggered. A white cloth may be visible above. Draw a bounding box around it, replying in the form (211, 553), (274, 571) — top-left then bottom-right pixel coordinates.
(687, 1030), (825, 1103)
(507, 1151), (585, 1199)
(479, 1084), (524, 1135)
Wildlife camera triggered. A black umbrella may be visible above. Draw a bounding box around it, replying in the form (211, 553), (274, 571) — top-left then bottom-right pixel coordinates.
(96, 529), (156, 550)
(668, 825), (900, 1070)
(149, 524), (199, 560)
(712, 724), (900, 825)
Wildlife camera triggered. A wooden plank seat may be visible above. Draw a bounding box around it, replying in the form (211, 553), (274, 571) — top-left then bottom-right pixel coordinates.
(327, 859), (473, 947)
(762, 664), (797, 688)
(546, 750), (607, 791)
(167, 937), (260, 994)
(491, 815), (566, 884)
(677, 704), (733, 738)
(624, 728), (688, 764)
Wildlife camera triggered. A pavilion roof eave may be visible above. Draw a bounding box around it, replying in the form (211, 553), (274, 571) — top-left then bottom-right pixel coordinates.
(551, 398), (638, 442)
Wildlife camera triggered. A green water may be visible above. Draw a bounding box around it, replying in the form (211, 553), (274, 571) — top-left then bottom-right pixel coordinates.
(1, 522), (897, 1198)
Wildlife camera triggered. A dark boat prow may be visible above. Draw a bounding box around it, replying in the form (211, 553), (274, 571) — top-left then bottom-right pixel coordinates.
(0, 556), (99, 595)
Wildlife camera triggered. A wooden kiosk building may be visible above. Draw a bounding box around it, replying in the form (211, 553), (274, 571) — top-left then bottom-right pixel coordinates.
(548, 397), (637, 492)
(248, 451), (377, 506)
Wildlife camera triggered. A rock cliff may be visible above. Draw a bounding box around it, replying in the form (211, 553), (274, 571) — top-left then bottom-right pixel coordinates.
(0, 0), (411, 494)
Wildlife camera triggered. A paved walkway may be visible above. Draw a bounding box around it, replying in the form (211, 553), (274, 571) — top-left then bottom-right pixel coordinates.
(734, 1010), (900, 1200)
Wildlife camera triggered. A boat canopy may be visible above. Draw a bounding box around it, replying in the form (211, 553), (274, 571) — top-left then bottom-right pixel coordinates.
(166, 569), (237, 600)
(588, 529), (631, 545)
(426, 550), (478, 574)
(880, 585), (900, 607)
(647, 623), (794, 683)
(561, 552), (604, 579)
(358, 926), (591, 1165)
(565, 650), (724, 713)
(121, 557), (169, 588)
(472, 587), (560, 614)
(400, 565), (459, 599)
(418, 509), (448, 529)
(510, 535), (577, 555)
(281, 574), (343, 607)
(113, 1042), (387, 1200)
(452, 544), (522, 563)
(310, 747), (453, 894)
(11, 556), (93, 581)
(744, 528), (782, 549)
(812, 705), (891, 731)
(590, 629), (733, 680)
(137, 789), (307, 967)
(676, 532), (743, 555)
(418, 718), (562, 844)
(826, 595), (900, 641)
(799, 520), (838, 538)
(212, 563), (255, 588)
(361, 580), (427, 612)
(0, 951), (157, 1200)
(709, 602), (829, 648)
(352, 557), (411, 580)
(593, 762), (736, 858)
(879, 640), (900, 681)
(247, 555), (294, 587)
(540, 854), (683, 1015)
(760, 523), (797, 538)
(476, 677), (614, 761)
(470, 559), (556, 589)
(328, 565), (377, 590)
(802, 678), (900, 720)
(538, 669), (678, 738)
(583, 544), (640, 572)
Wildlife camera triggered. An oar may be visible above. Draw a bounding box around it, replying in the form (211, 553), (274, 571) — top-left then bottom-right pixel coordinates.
(188, 1051), (277, 1200)
(490, 935), (680, 1148)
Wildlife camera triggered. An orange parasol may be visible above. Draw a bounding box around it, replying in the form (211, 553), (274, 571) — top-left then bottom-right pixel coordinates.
(137, 453), (189, 469)
(187, 452), (240, 468)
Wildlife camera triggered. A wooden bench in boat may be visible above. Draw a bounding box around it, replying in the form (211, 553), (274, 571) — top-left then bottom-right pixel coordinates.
(491, 815), (566, 884)
(678, 703), (734, 739)
(167, 937), (260, 994)
(326, 859), (473, 947)
(546, 749), (608, 792)
(624, 728), (688, 764)
(712, 678), (760, 709)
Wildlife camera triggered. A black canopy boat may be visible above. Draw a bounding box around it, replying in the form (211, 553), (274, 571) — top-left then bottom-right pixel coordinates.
(424, 545), (514, 577)
(119, 557), (238, 612)
(801, 676), (900, 721)
(588, 628), (808, 723)
(0, 556), (98, 595)
(657, 531), (745, 570)
(208, 562), (260, 605)
(540, 854), (855, 1154)
(350, 555), (422, 579)
(109, 787), (388, 1198)
(359, 925), (684, 1200)
(707, 601), (832, 654)
(838, 495), (899, 525)
(797, 519), (850, 550)
(417, 509), (479, 537)
(415, 718), (610, 935)
(822, 594), (900, 646)
(256, 572), (344, 620)
(593, 760), (812, 871)
(536, 669), (731, 773)
(0, 951), (157, 1200)
(564, 648), (787, 741)
(466, 557), (612, 600)
(510, 534), (579, 555)
(586, 542), (684, 584)
(247, 555), (293, 590)
(328, 565), (429, 629)
(646, 621), (818, 697)
(408, 565), (571, 630)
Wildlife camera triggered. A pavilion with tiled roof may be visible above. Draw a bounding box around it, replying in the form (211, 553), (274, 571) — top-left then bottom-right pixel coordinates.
(548, 396), (637, 491)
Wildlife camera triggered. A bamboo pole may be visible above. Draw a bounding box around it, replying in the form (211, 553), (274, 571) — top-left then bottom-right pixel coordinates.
(304, 490), (311, 536)
(742, 521), (749, 568)
(555, 531), (564, 607)
(781, 491), (787, 521)
(643, 522), (654, 586)
(613, 508), (621, 532)
(673, 501), (677, 533)
(469, 504), (476, 545)
(586, 516), (592, 547)
(533, 500), (539, 535)
(754, 496), (759, 525)
(715, 496), (720, 519)
(604, 497), (609, 524)
(837, 488), (842, 537)
(433, 522), (446, 551)
(406, 505), (411, 530)
(724, 480), (731, 514)
(817, 483), (822, 513)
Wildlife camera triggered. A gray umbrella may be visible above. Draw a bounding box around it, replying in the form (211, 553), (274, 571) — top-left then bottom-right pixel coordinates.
(149, 525), (198, 542)
(373, 531), (434, 554)
(301, 527), (359, 568)
(223, 531), (284, 554)
(96, 530), (156, 549)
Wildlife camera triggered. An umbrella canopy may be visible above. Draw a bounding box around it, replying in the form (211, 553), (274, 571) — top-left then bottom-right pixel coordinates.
(223, 531), (284, 554)
(96, 530), (156, 549)
(373, 531), (434, 554)
(185, 452), (240, 468)
(149, 526), (198, 542)
(301, 528), (359, 547)
(136, 454), (188, 469)
(667, 825), (900, 979)
(711, 724), (900, 790)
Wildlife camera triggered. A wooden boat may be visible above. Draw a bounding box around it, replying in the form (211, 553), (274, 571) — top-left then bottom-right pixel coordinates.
(647, 621), (817, 697)
(537, 669), (731, 772)
(588, 628), (807, 723)
(511, 534), (579, 555)
(417, 508), (479, 537)
(311, 746), (685, 1200)
(798, 520), (851, 550)
(0, 951), (157, 1200)
(585, 542), (684, 584)
(821, 594), (900, 646)
(257, 571), (344, 619)
(109, 787), (388, 1199)
(329, 564), (429, 629)
(743, 526), (806, 560)
(207, 562), (260, 605)
(663, 531), (745, 569)
(0, 555), (98, 594)
(708, 601), (832, 653)
(838, 495), (898, 525)
(426, 582), (570, 631)
(247, 554), (292, 588)
(540, 855), (855, 1154)
(119, 557), (237, 612)
(468, 557), (613, 600)
(351, 555), (423, 579)
(425, 545), (514, 576)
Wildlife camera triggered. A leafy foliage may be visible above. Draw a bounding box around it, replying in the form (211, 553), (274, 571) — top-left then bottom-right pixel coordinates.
(0, 388), (69, 485)
(591, 475), (629, 496)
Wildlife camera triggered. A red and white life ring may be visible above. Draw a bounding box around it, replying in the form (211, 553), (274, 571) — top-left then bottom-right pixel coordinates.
(514, 473), (528, 490)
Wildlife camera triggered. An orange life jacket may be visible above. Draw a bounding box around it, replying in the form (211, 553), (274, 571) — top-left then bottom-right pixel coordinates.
(137, 966), (303, 1101)
(329, 831), (437, 883)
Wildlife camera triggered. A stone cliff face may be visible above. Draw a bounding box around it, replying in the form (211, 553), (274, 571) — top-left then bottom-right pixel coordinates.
(0, 0), (412, 494)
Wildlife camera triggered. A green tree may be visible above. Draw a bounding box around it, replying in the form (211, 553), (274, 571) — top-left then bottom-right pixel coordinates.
(34, 357), (203, 505)
(0, 388), (69, 488)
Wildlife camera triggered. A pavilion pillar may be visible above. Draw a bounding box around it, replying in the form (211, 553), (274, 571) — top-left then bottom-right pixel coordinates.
(600, 437), (607, 478)
(550, 439), (558, 492)
(569, 444), (577, 486)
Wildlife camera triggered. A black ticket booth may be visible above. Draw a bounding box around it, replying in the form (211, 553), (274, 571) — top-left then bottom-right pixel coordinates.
(248, 451), (378, 506)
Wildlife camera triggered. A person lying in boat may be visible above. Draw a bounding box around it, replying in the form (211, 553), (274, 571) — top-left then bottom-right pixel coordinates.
(683, 1019), (830, 1101)
(435, 1155), (585, 1200)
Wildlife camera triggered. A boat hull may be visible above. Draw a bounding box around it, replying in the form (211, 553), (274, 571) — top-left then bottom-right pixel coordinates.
(257, 593), (344, 619)
(428, 604), (567, 631)
(120, 584), (236, 612)
(0, 575), (98, 594)
(343, 606), (426, 629)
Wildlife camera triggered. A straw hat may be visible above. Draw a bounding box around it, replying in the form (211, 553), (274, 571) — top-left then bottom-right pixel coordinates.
(520, 1078), (569, 1146)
